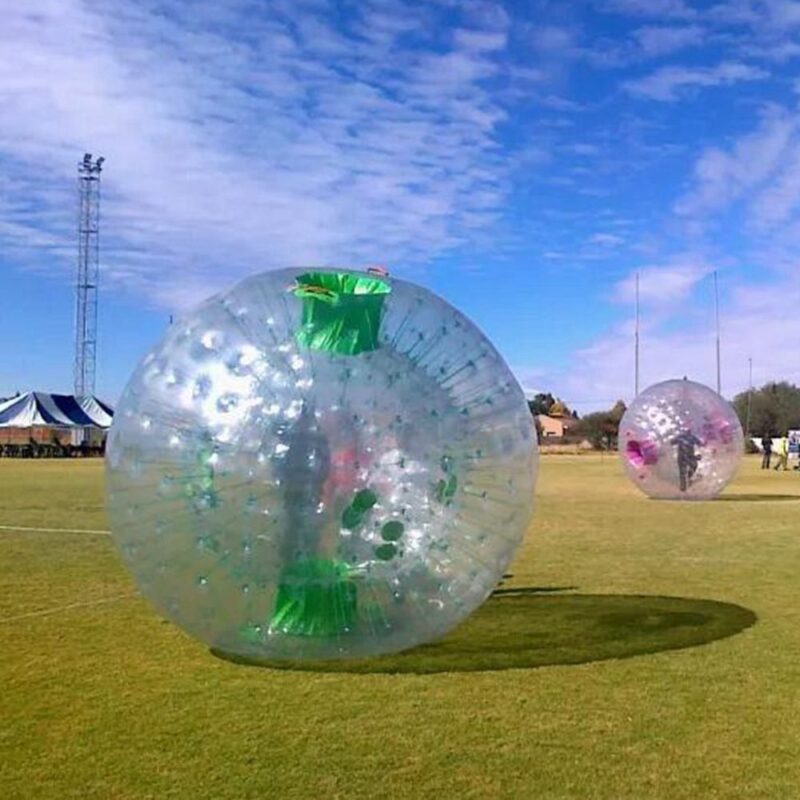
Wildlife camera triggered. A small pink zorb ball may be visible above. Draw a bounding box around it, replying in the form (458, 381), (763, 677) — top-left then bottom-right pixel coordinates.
(618, 378), (744, 500)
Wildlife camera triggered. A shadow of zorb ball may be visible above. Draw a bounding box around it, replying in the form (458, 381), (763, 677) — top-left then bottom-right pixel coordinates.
(618, 378), (743, 500)
(106, 269), (538, 660)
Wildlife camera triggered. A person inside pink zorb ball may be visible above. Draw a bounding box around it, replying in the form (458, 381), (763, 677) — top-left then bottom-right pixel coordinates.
(618, 378), (744, 500)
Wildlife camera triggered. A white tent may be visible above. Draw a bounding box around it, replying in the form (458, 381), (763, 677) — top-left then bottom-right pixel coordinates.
(0, 392), (114, 429)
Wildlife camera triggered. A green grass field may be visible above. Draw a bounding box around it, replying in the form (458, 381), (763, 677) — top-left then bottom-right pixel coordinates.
(2, 455), (800, 799)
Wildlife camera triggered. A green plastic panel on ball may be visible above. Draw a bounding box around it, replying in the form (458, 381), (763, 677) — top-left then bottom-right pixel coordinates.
(105, 268), (538, 661)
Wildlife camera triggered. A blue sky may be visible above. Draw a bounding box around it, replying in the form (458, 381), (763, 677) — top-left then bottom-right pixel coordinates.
(1, 0), (799, 411)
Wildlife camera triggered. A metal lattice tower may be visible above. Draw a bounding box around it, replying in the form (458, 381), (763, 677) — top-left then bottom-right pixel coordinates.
(74, 153), (104, 397)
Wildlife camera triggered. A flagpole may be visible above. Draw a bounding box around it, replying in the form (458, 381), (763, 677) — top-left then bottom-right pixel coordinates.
(714, 271), (722, 394)
(635, 271), (640, 397)
(745, 356), (753, 438)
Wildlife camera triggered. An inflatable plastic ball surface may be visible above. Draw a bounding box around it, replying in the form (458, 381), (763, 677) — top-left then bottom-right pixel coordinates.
(106, 269), (538, 660)
(618, 378), (743, 500)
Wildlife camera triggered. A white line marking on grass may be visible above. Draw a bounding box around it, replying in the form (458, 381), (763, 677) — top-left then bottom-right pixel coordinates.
(0, 524), (111, 536)
(0, 593), (135, 624)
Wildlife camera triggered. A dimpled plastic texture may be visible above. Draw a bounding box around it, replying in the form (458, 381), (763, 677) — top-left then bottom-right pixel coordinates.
(106, 268), (538, 660)
(618, 378), (743, 500)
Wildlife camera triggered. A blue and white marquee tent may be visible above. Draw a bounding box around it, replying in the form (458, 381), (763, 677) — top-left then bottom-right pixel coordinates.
(0, 392), (114, 429)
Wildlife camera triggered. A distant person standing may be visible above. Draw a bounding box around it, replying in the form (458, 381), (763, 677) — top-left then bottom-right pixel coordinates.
(774, 435), (789, 472)
(791, 432), (800, 471)
(761, 433), (773, 469)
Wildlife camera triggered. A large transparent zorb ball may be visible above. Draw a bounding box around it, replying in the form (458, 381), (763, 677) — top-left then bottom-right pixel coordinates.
(618, 378), (743, 500)
(106, 269), (538, 660)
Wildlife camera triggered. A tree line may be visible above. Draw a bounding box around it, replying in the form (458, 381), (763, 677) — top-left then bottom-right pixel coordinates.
(528, 382), (800, 450)
(731, 381), (800, 437)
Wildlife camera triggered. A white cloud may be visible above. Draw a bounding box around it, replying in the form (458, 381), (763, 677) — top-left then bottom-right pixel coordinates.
(589, 232), (626, 246)
(751, 147), (800, 227)
(531, 25), (579, 54)
(614, 259), (714, 305)
(600, 0), (698, 20)
(634, 25), (706, 56)
(0, 0), (515, 309)
(675, 104), (800, 231)
(705, 1), (800, 62)
(453, 28), (507, 52)
(769, 0), (800, 26)
(567, 143), (603, 156)
(623, 61), (768, 101)
(705, 0), (761, 26)
(741, 39), (800, 62)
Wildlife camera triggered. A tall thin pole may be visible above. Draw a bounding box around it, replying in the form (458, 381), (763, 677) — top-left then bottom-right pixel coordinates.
(74, 153), (104, 398)
(745, 356), (753, 438)
(634, 271), (640, 397)
(713, 270), (721, 395)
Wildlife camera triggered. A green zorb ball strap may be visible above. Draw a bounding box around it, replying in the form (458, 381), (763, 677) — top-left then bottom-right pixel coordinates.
(292, 271), (391, 356)
(270, 558), (358, 637)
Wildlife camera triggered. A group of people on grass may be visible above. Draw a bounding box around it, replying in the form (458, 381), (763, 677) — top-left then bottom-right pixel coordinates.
(760, 434), (798, 471)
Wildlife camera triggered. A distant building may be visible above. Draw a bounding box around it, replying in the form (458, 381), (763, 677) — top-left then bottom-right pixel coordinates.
(537, 414), (578, 439)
